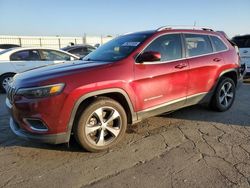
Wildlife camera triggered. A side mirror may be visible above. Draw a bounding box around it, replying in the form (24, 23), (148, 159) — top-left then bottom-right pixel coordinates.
(137, 51), (161, 63)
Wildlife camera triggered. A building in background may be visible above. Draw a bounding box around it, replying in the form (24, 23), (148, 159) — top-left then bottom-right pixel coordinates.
(0, 35), (114, 49)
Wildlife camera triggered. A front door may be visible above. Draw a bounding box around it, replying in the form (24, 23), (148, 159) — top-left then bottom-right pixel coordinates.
(133, 34), (189, 113)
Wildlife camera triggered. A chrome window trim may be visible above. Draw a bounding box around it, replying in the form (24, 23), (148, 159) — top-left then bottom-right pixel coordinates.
(135, 32), (229, 65)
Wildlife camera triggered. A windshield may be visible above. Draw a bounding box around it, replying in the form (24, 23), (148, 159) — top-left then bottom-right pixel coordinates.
(83, 33), (152, 62)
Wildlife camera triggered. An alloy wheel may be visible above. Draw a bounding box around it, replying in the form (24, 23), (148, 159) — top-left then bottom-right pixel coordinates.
(2, 77), (12, 90)
(85, 106), (122, 147)
(219, 82), (234, 108)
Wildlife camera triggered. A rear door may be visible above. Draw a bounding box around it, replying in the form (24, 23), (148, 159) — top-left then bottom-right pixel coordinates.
(184, 33), (225, 102)
(10, 50), (42, 72)
(134, 33), (189, 111)
(232, 35), (250, 73)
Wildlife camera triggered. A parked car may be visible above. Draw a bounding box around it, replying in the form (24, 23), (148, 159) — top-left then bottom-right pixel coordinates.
(0, 44), (20, 52)
(232, 35), (250, 78)
(6, 26), (241, 152)
(0, 47), (79, 92)
(61, 44), (96, 57)
(94, 43), (100, 48)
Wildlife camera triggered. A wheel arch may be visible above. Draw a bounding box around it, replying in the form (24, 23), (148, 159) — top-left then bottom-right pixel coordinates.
(67, 88), (137, 136)
(219, 69), (238, 86)
(0, 72), (16, 78)
(200, 68), (239, 104)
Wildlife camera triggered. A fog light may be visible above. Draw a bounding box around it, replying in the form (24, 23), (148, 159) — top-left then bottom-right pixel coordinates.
(23, 118), (48, 132)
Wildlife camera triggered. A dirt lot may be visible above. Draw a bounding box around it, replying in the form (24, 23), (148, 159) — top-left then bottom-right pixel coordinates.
(0, 83), (250, 188)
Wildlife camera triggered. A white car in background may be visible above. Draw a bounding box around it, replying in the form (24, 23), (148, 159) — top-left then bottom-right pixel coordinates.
(0, 47), (79, 92)
(232, 35), (250, 78)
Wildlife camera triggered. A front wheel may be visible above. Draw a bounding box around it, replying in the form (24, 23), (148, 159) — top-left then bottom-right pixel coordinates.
(74, 97), (127, 152)
(0, 73), (15, 93)
(210, 77), (236, 112)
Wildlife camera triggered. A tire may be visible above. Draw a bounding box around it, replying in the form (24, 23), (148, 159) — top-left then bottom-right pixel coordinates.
(0, 73), (15, 93)
(210, 77), (236, 112)
(73, 97), (127, 152)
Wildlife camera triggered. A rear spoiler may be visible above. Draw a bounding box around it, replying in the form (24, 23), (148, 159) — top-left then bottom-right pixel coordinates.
(216, 31), (237, 47)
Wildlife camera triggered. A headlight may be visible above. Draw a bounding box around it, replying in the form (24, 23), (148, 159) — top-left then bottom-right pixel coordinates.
(17, 83), (65, 98)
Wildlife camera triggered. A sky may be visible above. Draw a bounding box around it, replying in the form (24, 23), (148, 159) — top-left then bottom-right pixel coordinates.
(0, 0), (249, 38)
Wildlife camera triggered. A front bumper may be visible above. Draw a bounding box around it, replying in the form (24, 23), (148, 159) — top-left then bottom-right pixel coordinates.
(6, 98), (70, 144)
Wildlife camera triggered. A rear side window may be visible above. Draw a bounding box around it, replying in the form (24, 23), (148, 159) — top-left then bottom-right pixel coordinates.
(10, 50), (40, 61)
(184, 34), (213, 57)
(232, 36), (250, 48)
(144, 34), (182, 62)
(210, 36), (227, 52)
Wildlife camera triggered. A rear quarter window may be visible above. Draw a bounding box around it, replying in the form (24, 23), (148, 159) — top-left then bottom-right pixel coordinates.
(210, 36), (228, 52)
(184, 34), (213, 57)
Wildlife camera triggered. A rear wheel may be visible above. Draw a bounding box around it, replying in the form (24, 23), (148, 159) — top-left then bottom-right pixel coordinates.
(0, 73), (15, 93)
(74, 97), (127, 152)
(211, 77), (236, 112)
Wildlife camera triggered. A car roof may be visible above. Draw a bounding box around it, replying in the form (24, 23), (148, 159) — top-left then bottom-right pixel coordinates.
(61, 44), (95, 51)
(125, 27), (220, 37)
(9, 47), (68, 51)
(232, 34), (250, 39)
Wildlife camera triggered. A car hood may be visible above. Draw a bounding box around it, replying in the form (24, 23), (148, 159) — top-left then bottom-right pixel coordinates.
(13, 60), (111, 87)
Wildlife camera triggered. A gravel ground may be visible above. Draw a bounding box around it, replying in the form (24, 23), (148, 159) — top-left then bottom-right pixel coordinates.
(0, 83), (250, 188)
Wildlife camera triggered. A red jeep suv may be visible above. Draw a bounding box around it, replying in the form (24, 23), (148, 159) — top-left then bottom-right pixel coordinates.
(6, 26), (241, 152)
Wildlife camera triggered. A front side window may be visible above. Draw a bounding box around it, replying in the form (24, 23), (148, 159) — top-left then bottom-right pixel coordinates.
(83, 33), (153, 62)
(41, 50), (73, 61)
(143, 34), (182, 62)
(184, 34), (213, 57)
(10, 50), (40, 61)
(210, 36), (227, 52)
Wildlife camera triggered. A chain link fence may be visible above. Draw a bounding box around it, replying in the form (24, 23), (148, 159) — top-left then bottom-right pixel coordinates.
(0, 35), (114, 49)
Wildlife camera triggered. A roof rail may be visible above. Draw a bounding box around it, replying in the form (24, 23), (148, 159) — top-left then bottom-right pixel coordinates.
(156, 25), (213, 32)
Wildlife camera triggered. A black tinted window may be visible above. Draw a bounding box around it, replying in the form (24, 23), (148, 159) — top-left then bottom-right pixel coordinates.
(144, 34), (182, 61)
(10, 50), (40, 61)
(210, 36), (227, 52)
(232, 36), (250, 48)
(184, 34), (213, 57)
(69, 48), (83, 55)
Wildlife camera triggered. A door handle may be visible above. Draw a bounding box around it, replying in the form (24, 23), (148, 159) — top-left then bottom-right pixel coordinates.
(243, 50), (248, 54)
(213, 58), (221, 62)
(175, 63), (187, 69)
